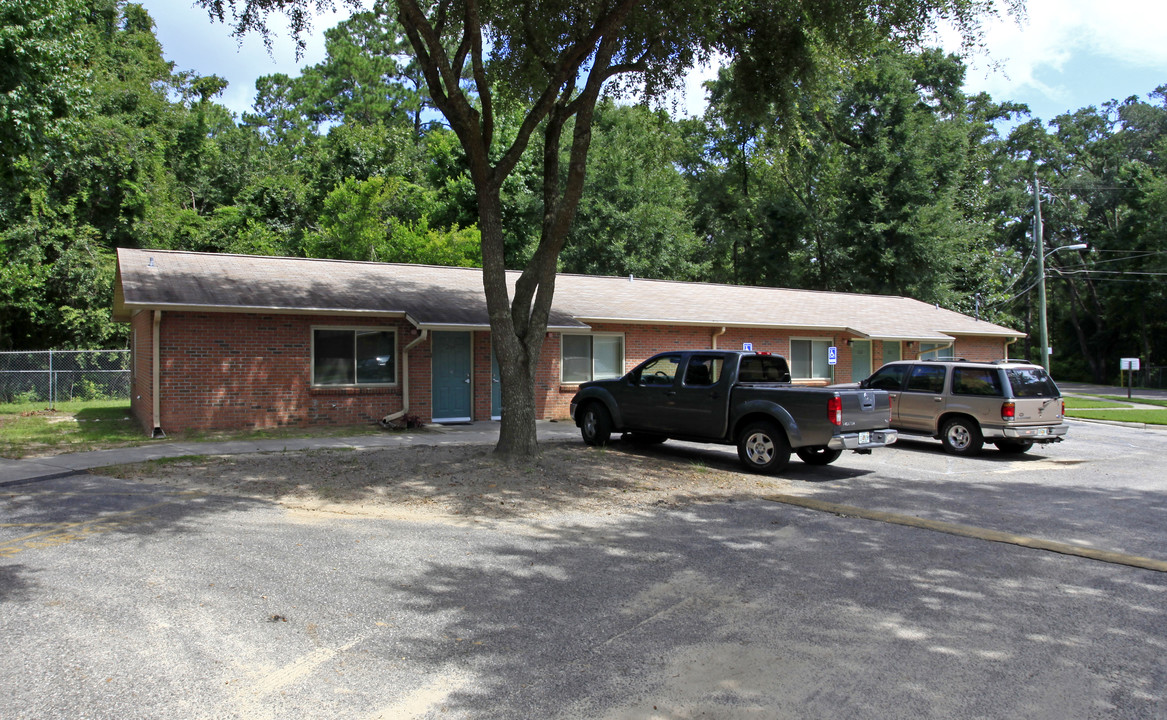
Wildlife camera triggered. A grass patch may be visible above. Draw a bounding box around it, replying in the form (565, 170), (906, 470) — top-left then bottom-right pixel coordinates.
(1064, 397), (1131, 409)
(0, 401), (143, 458)
(0, 399), (410, 459)
(1068, 408), (1167, 425)
(1098, 395), (1167, 409)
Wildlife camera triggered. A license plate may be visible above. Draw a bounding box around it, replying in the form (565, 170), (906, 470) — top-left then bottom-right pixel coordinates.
(859, 431), (871, 444)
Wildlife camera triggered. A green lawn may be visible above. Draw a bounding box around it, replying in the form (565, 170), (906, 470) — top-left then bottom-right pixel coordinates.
(1098, 395), (1167, 409)
(0, 400), (145, 459)
(1066, 408), (1167, 425)
(1064, 397), (1131, 409)
(0, 399), (404, 459)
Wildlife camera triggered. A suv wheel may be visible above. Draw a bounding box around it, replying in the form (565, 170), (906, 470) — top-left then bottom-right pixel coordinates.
(940, 417), (983, 456)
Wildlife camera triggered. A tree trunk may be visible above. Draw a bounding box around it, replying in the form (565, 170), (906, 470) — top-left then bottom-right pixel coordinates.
(476, 184), (547, 458)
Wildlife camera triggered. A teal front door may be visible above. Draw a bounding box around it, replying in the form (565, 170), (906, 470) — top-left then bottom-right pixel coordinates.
(432, 331), (472, 422)
(851, 340), (872, 382)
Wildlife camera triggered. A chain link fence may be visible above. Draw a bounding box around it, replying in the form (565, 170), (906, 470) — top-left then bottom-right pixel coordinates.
(0, 350), (131, 407)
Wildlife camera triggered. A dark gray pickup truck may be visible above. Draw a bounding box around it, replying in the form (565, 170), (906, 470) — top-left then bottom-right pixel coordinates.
(569, 350), (897, 473)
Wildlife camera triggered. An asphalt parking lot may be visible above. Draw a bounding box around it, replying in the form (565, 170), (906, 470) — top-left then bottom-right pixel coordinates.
(2, 419), (1166, 719)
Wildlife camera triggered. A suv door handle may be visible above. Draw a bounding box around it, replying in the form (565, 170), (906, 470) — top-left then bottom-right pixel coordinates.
(933, 396), (943, 402)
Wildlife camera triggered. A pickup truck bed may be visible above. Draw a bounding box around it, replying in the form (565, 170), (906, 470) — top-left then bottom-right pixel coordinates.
(570, 350), (897, 473)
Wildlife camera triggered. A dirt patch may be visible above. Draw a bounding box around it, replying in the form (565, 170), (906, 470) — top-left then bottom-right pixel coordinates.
(103, 440), (803, 521)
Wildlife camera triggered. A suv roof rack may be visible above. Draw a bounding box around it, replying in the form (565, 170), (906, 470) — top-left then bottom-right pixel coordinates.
(927, 357), (968, 362)
(993, 358), (1037, 365)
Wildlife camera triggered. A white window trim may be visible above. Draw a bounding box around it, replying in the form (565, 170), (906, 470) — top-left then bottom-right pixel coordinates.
(560, 332), (625, 384)
(789, 337), (833, 381)
(311, 325), (399, 387)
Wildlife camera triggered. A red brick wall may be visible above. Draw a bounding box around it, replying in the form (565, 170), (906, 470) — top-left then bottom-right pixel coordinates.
(153, 312), (412, 434)
(139, 310), (1015, 432)
(953, 336), (1011, 362)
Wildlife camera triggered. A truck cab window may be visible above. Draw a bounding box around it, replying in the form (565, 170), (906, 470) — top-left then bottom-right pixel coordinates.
(637, 355), (681, 386)
(684, 356), (723, 386)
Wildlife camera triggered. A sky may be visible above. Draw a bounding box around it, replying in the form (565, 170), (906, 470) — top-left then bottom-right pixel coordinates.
(138, 0), (1166, 125)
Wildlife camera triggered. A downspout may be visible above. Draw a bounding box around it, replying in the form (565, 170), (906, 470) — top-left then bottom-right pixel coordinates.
(382, 327), (428, 424)
(1005, 336), (1019, 360)
(152, 310), (165, 438)
(711, 326), (726, 350)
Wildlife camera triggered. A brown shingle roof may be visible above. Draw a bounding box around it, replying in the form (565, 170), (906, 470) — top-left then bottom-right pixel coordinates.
(113, 248), (1021, 341)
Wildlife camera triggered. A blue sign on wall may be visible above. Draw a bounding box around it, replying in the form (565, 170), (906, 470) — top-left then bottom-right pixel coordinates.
(828, 346), (838, 365)
(743, 342), (753, 352)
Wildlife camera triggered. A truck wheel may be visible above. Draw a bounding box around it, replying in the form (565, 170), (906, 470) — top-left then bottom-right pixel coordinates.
(580, 403), (613, 446)
(737, 421), (791, 474)
(994, 440), (1033, 454)
(940, 417), (983, 456)
(796, 446), (843, 466)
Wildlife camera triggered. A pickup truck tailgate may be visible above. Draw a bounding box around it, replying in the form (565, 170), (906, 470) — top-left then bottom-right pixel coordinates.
(840, 389), (890, 429)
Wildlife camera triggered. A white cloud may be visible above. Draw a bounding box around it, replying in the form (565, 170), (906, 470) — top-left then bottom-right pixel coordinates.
(940, 0), (1167, 105)
(140, 0), (353, 117)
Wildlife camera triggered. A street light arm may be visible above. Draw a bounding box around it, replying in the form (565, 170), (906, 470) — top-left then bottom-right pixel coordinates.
(1044, 243), (1089, 260)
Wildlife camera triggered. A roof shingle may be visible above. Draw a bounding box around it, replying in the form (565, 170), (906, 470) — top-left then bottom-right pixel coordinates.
(113, 248), (1021, 341)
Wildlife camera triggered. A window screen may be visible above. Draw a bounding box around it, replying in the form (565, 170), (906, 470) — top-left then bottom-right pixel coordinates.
(791, 340), (832, 379)
(561, 334), (625, 383)
(313, 329), (396, 386)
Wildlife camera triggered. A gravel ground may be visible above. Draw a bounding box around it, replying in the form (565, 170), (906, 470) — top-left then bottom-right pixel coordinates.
(104, 440), (799, 521)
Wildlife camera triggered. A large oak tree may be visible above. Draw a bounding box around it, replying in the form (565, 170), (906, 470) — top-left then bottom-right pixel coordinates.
(196, 0), (1016, 458)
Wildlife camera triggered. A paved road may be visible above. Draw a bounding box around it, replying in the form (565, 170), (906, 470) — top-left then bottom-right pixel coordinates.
(2, 420), (1165, 719)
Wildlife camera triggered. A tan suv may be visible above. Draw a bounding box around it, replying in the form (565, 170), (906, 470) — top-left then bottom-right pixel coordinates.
(857, 358), (1068, 456)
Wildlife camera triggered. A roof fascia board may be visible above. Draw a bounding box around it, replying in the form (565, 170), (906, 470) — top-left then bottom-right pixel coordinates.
(417, 322), (588, 332)
(575, 317), (851, 332)
(116, 302), (410, 320)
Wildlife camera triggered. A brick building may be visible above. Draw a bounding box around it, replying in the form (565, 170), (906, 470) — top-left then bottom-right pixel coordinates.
(113, 248), (1024, 436)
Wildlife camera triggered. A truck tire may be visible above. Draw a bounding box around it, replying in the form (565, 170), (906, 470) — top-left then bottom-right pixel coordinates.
(580, 403), (613, 446)
(736, 421), (791, 474)
(940, 416), (983, 456)
(796, 446), (843, 466)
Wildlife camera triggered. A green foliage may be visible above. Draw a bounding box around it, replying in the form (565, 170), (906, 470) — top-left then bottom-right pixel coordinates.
(561, 101), (707, 280)
(305, 176), (480, 266)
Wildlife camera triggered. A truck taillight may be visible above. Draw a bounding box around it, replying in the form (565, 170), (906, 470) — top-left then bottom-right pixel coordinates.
(1001, 401), (1016, 421)
(829, 396), (842, 426)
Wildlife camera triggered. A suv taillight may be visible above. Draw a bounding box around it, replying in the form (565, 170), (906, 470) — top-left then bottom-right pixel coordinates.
(829, 396), (842, 426)
(1001, 401), (1016, 421)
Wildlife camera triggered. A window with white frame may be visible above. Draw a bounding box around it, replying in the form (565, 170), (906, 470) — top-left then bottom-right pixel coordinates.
(790, 339), (832, 380)
(561, 333), (624, 383)
(312, 328), (396, 386)
(918, 342), (948, 360)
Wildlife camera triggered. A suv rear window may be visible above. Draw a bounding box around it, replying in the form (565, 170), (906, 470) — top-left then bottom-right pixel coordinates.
(952, 367), (1004, 396)
(1007, 368), (1060, 398)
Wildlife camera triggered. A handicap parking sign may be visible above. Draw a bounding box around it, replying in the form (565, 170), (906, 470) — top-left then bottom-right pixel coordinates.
(743, 342), (753, 352)
(828, 346), (838, 365)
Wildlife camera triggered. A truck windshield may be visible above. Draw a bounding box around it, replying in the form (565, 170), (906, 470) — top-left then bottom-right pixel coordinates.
(1006, 368), (1060, 398)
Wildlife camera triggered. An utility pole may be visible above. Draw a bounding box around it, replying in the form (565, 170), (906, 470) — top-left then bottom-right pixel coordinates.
(1034, 172), (1049, 372)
